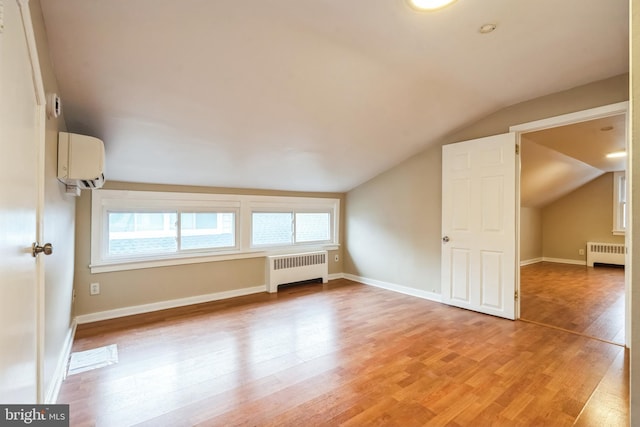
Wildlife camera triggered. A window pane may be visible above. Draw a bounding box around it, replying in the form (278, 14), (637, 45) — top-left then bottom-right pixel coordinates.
(109, 213), (134, 232)
(296, 213), (330, 242)
(108, 212), (177, 255)
(181, 212), (234, 250)
(182, 213), (195, 229)
(252, 212), (293, 246)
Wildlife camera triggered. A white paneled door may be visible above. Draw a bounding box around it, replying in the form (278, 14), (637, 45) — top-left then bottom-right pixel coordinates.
(441, 133), (517, 320)
(0, 0), (45, 402)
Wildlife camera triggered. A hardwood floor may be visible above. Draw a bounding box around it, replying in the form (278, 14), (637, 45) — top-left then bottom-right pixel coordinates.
(58, 279), (627, 426)
(520, 262), (625, 345)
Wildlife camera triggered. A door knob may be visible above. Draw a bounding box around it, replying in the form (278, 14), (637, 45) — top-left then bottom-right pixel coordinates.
(32, 242), (53, 257)
(442, 236), (450, 243)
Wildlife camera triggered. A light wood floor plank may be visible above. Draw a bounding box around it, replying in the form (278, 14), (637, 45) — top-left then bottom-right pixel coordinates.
(58, 279), (627, 426)
(520, 262), (625, 344)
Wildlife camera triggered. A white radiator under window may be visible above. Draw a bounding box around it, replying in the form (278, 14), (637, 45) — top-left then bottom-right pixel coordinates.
(586, 242), (625, 267)
(266, 251), (328, 293)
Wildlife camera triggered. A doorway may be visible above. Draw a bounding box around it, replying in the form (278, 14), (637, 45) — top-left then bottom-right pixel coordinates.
(511, 102), (629, 346)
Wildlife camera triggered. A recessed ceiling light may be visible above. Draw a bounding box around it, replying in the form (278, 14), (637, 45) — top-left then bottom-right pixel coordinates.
(479, 23), (497, 34)
(606, 151), (626, 158)
(407, 0), (458, 11)
(600, 126), (614, 132)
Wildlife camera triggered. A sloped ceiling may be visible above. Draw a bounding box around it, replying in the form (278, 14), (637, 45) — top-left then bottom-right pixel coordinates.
(39, 0), (629, 192)
(520, 114), (627, 208)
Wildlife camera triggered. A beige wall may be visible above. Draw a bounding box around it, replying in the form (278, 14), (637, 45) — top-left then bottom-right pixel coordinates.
(345, 74), (629, 295)
(73, 181), (345, 316)
(30, 0), (75, 398)
(520, 207), (542, 262)
(542, 173), (624, 262)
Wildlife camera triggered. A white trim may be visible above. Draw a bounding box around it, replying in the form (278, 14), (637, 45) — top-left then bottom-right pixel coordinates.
(520, 258), (543, 266)
(344, 274), (442, 303)
(613, 171), (626, 235)
(91, 245), (340, 273)
(74, 285), (267, 324)
(44, 320), (76, 404)
(542, 257), (587, 266)
(512, 101), (630, 331)
(18, 0), (46, 105)
(91, 250), (265, 273)
(509, 101), (629, 133)
(18, 0), (48, 403)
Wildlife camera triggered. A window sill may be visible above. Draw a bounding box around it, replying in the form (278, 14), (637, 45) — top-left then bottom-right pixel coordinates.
(613, 230), (626, 236)
(89, 244), (340, 274)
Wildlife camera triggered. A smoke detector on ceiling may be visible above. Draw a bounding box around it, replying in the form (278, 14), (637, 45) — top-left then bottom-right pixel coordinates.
(479, 23), (497, 34)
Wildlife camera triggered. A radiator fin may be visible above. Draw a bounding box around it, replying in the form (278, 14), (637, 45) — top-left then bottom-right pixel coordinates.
(273, 253), (326, 271)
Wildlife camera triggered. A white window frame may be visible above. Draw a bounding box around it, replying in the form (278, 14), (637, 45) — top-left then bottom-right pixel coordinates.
(613, 170), (626, 235)
(91, 189), (340, 273)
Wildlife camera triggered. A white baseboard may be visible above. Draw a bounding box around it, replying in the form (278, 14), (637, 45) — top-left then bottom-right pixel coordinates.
(75, 285), (267, 324)
(343, 273), (442, 303)
(520, 258), (543, 266)
(328, 273), (345, 280)
(45, 319), (77, 404)
(542, 257), (586, 266)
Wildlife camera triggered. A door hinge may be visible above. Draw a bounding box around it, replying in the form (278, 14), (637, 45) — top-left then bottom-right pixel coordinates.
(515, 144), (520, 155)
(514, 290), (519, 300)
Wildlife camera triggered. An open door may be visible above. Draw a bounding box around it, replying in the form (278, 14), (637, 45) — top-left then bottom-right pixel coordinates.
(441, 133), (517, 320)
(0, 0), (46, 402)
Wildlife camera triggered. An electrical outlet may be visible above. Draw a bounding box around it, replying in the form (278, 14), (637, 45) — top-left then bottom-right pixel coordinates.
(334, 254), (339, 262)
(90, 282), (100, 295)
(579, 249), (585, 256)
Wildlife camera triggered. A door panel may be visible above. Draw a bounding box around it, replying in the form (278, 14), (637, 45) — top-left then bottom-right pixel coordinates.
(451, 249), (470, 302)
(0, 0), (42, 402)
(480, 250), (502, 309)
(442, 133), (516, 319)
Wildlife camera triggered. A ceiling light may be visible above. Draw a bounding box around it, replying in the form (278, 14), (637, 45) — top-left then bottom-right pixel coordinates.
(407, 0), (457, 11)
(606, 151), (626, 158)
(479, 23), (497, 34)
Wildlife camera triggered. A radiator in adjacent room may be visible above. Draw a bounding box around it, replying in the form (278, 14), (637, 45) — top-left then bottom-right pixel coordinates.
(586, 242), (625, 267)
(266, 251), (328, 293)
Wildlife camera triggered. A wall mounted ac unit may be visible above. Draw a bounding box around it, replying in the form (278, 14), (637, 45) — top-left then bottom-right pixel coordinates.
(57, 132), (105, 193)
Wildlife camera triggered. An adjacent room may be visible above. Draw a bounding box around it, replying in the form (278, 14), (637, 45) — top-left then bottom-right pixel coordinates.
(519, 116), (628, 345)
(1, 0), (637, 426)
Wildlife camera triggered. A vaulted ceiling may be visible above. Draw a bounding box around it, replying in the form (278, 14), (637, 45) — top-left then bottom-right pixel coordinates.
(520, 114), (627, 208)
(40, 0), (629, 192)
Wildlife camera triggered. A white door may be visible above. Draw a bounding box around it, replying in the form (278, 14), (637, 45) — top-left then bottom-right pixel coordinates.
(0, 0), (46, 402)
(441, 133), (517, 320)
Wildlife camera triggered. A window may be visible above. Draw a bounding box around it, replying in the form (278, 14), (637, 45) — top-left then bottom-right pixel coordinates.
(105, 210), (236, 258)
(180, 212), (235, 250)
(250, 211), (332, 247)
(296, 212), (331, 243)
(252, 212), (293, 246)
(108, 212), (177, 256)
(91, 190), (339, 273)
(613, 171), (626, 235)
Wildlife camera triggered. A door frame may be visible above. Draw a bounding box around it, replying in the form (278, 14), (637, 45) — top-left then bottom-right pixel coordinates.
(509, 101), (630, 347)
(18, 0), (47, 402)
